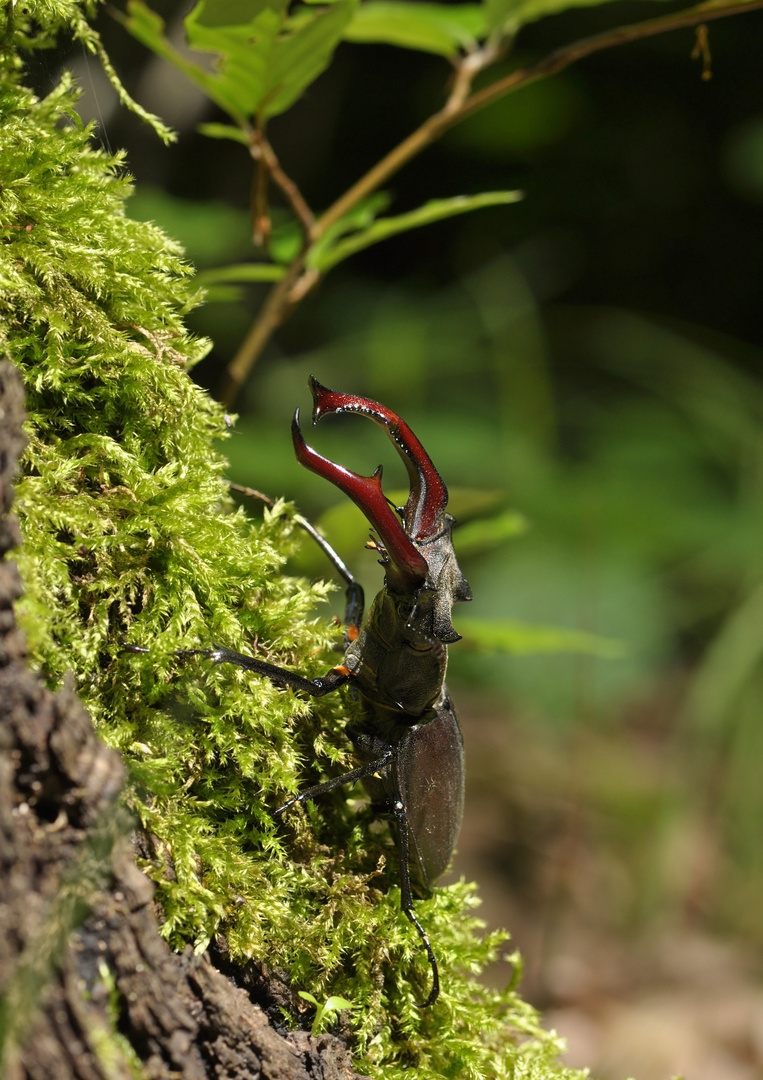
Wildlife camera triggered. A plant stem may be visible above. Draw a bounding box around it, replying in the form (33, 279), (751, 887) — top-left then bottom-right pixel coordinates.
(458, 0), (763, 122)
(219, 253), (307, 407)
(250, 130), (316, 239)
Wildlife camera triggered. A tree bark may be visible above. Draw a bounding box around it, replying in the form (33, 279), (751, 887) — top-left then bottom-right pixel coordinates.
(0, 360), (366, 1080)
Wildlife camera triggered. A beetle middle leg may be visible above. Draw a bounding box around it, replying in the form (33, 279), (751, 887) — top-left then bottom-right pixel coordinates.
(274, 749), (393, 815)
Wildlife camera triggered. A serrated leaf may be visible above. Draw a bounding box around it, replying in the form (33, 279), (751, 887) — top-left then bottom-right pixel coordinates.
(183, 0), (286, 120)
(343, 1), (486, 57)
(458, 617), (626, 657)
(126, 0), (357, 125)
(264, 0), (359, 117)
(310, 190), (522, 272)
(191, 0), (269, 28)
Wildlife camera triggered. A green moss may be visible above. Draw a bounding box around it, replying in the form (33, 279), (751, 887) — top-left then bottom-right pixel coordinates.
(1, 5), (587, 1077)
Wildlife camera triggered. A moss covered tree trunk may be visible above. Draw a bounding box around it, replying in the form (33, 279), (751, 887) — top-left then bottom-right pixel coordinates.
(0, 5), (590, 1079)
(0, 6), (360, 1073)
(0, 363), (365, 1078)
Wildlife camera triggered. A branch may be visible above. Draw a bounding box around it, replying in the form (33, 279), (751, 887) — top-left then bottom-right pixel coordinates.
(220, 253), (308, 407)
(458, 0), (763, 123)
(220, 0), (763, 405)
(316, 0), (763, 236)
(249, 129), (316, 243)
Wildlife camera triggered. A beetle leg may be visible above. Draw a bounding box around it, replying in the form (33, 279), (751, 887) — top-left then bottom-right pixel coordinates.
(289, 513), (364, 646)
(230, 483), (365, 647)
(391, 798), (440, 1008)
(122, 643), (351, 698)
(274, 749), (393, 815)
(276, 758), (440, 1006)
(185, 645), (353, 698)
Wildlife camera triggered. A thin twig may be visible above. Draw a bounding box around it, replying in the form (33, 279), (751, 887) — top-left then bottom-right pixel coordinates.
(220, 0), (763, 406)
(454, 0), (759, 123)
(251, 148), (271, 249)
(220, 253), (308, 407)
(229, 482), (276, 507)
(250, 129), (316, 239)
(691, 24), (714, 79)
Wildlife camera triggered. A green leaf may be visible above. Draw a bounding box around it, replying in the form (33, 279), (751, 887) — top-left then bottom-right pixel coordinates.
(269, 219), (305, 265)
(448, 487), (508, 520)
(484, 0), (667, 37)
(454, 511), (529, 557)
(197, 122), (251, 145)
(483, 0), (517, 35)
(125, 0), (357, 124)
(297, 990), (353, 1037)
(308, 191), (391, 267)
(182, 0), (287, 121)
(196, 263), (287, 286)
(310, 190), (522, 272)
(323, 995), (354, 1010)
(124, 2), (237, 117)
(458, 617), (626, 657)
(343, 2), (486, 57)
(263, 0), (359, 117)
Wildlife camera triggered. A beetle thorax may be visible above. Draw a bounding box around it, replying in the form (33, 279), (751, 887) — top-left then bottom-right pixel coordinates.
(343, 589), (449, 721)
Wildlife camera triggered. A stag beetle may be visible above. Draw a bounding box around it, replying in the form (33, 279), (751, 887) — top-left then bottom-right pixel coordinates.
(127, 377), (471, 1007)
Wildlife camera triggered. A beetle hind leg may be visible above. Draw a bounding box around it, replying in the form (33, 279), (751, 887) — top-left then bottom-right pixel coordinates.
(392, 798), (440, 1008)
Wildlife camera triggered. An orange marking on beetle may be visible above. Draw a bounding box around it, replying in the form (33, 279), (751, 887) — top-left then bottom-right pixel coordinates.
(346, 624), (359, 642)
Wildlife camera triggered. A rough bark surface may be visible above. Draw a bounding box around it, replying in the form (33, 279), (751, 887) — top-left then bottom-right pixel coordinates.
(0, 361), (366, 1080)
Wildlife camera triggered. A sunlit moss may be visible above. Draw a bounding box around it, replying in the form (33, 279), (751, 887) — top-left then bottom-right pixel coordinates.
(1, 6), (588, 1077)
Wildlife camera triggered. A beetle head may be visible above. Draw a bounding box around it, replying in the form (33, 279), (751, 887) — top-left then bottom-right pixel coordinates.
(292, 377), (471, 642)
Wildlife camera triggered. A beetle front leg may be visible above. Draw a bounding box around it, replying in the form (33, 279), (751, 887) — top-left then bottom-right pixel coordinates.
(289, 513), (364, 645)
(230, 482), (365, 645)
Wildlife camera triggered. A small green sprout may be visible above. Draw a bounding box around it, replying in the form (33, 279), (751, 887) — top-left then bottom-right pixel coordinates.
(297, 990), (354, 1037)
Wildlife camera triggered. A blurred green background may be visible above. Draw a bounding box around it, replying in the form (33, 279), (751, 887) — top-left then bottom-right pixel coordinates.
(34, 3), (763, 1073)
